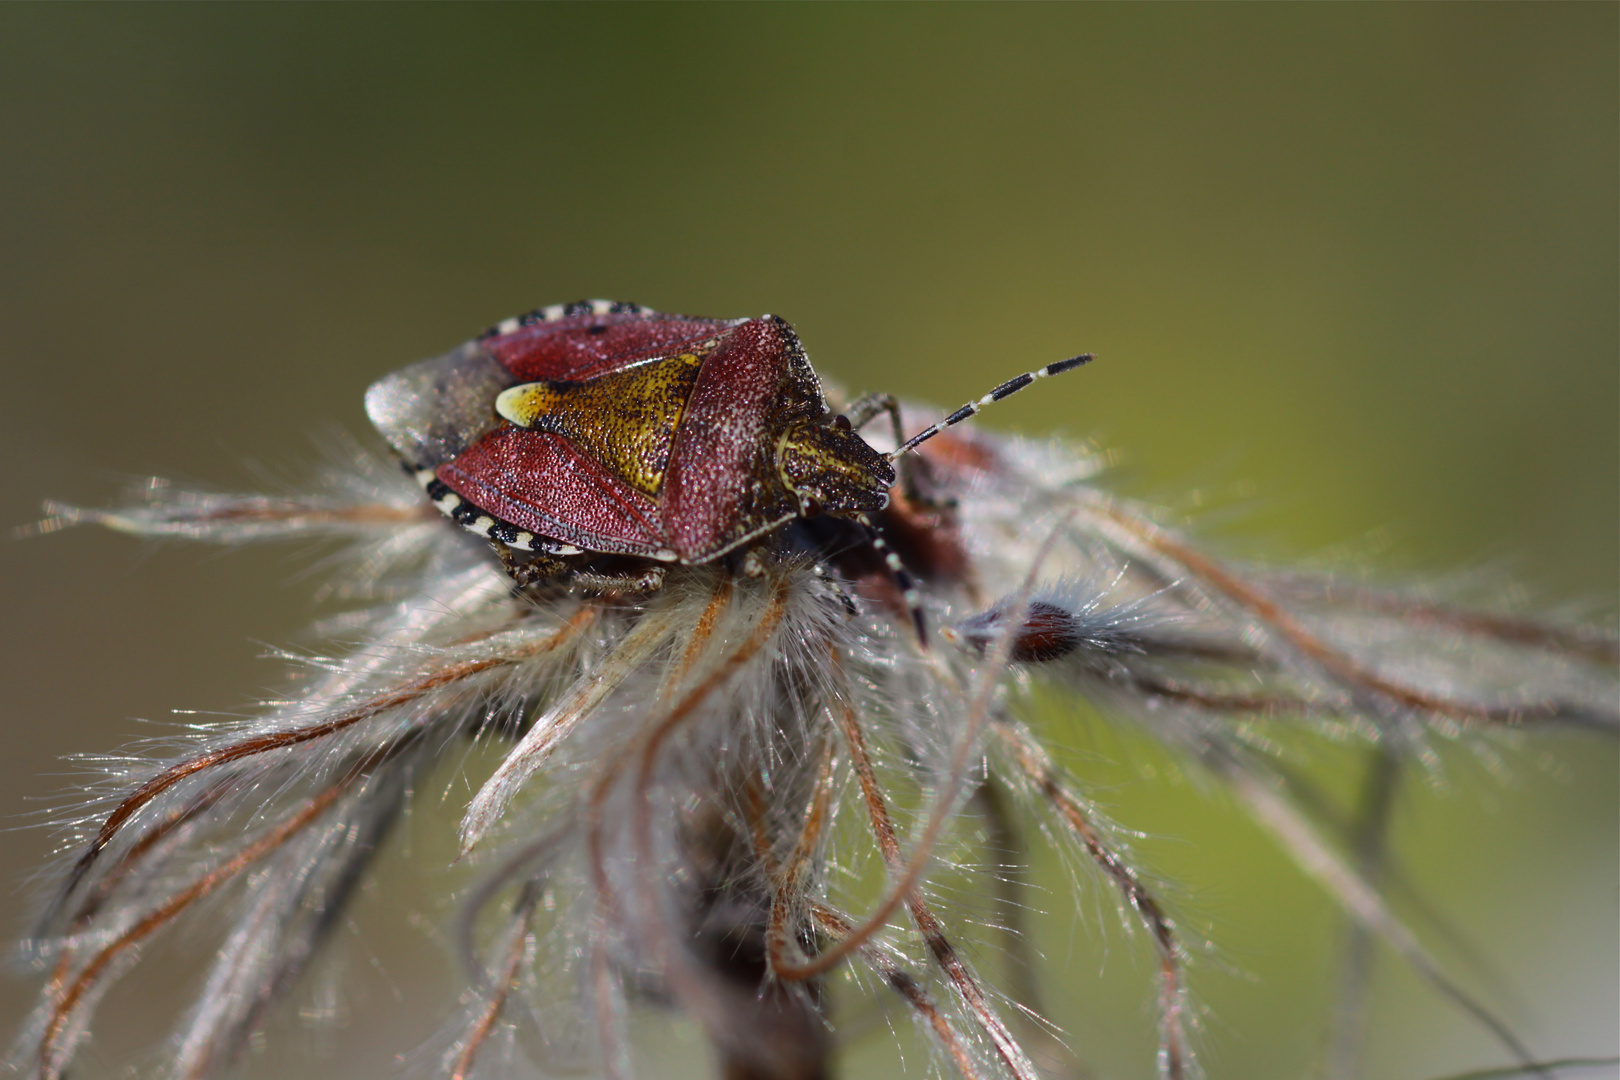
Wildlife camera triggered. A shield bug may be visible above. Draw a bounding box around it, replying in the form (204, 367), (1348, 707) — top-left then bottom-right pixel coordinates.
(365, 299), (1090, 605)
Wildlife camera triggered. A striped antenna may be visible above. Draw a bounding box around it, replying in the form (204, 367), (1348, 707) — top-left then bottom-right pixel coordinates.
(889, 353), (1093, 460)
(854, 512), (928, 647)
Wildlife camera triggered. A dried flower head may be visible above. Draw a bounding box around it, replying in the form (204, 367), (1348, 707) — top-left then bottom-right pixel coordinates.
(9, 304), (1617, 1080)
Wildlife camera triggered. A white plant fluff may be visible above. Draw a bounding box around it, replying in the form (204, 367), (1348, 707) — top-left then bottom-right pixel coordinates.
(11, 306), (1617, 1080)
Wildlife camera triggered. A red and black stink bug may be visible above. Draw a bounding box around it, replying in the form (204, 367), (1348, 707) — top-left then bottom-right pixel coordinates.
(365, 299), (1090, 609)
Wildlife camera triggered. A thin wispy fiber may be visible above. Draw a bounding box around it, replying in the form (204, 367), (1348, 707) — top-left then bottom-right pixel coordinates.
(10, 385), (1616, 1080)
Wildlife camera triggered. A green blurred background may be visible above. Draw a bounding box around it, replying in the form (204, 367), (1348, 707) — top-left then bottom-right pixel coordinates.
(1, 5), (1614, 1079)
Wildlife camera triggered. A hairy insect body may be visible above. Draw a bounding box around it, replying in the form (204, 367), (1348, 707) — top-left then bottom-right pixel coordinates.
(366, 301), (896, 586)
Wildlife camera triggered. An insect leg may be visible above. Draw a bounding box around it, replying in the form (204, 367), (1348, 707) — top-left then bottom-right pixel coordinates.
(567, 565), (667, 596)
(494, 543), (575, 588)
(845, 392), (939, 507)
(843, 391), (903, 436)
(496, 544), (668, 597)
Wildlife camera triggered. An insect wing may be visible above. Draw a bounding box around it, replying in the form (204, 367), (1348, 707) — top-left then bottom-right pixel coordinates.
(436, 425), (667, 556)
(365, 303), (740, 470)
(365, 341), (517, 470)
(661, 317), (812, 562)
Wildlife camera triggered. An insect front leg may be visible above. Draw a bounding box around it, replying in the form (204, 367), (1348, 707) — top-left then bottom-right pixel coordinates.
(843, 391), (904, 442)
(843, 392), (942, 508)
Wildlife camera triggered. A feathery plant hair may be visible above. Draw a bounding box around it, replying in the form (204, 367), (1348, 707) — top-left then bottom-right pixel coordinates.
(10, 361), (1619, 1080)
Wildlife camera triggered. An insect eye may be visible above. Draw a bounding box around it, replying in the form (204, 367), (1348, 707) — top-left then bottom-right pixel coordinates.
(586, 324), (609, 336)
(832, 414), (852, 431)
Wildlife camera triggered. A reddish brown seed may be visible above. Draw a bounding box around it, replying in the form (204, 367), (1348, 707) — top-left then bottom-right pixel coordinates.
(953, 600), (1081, 663)
(1006, 601), (1082, 662)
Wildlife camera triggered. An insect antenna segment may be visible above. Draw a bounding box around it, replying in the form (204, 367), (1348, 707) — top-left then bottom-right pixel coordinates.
(866, 353), (1092, 647)
(853, 513), (928, 646)
(890, 353), (1094, 460)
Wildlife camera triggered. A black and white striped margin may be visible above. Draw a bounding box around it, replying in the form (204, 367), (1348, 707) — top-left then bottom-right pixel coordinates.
(479, 299), (653, 340)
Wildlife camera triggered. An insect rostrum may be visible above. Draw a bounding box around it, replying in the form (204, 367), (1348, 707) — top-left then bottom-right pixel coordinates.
(13, 302), (1617, 1080)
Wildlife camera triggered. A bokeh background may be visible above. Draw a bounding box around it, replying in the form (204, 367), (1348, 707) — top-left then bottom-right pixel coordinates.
(1, 6), (1614, 1080)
